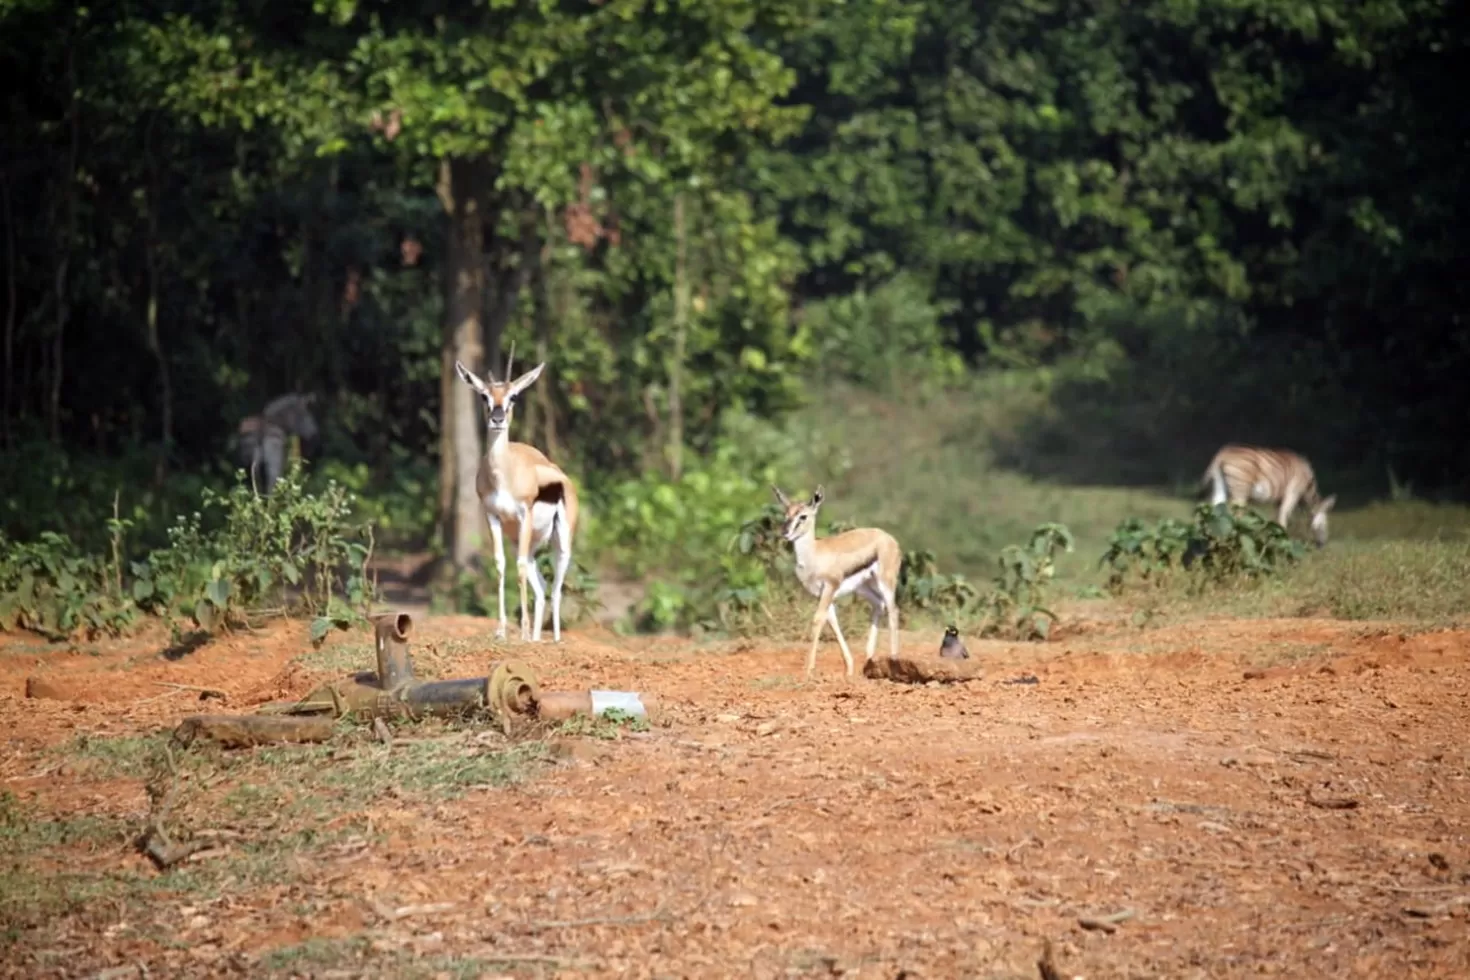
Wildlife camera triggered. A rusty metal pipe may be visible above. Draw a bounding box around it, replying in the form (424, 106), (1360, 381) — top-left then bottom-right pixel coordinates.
(371, 611), (415, 692)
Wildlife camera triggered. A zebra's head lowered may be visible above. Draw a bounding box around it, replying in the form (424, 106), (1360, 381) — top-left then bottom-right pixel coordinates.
(260, 392), (320, 446)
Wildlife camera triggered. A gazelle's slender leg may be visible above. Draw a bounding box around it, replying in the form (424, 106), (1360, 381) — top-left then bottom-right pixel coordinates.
(858, 584), (884, 660)
(806, 582), (838, 678)
(524, 556), (548, 642)
(488, 516), (508, 639)
(880, 581), (900, 659)
(516, 520), (536, 640)
(549, 508), (572, 643)
(825, 603), (856, 676)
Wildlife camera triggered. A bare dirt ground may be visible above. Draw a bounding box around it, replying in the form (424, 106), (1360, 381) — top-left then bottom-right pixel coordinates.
(2, 610), (1469, 978)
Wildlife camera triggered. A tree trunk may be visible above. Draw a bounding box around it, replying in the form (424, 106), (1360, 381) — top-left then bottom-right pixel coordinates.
(438, 158), (489, 574)
(668, 191), (689, 479)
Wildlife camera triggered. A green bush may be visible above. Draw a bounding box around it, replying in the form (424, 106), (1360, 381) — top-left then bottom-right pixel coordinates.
(1, 464), (376, 641)
(802, 273), (965, 390)
(136, 466), (375, 632)
(1101, 503), (1305, 594)
(896, 550), (981, 619)
(979, 523), (1075, 640)
(0, 530), (136, 640)
(586, 446), (778, 632)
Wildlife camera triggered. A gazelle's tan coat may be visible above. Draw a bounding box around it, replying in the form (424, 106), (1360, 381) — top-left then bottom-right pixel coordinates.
(1203, 444), (1336, 546)
(773, 484), (902, 677)
(455, 358), (579, 641)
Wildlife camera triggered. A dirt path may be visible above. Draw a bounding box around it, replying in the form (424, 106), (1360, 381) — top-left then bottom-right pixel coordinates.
(2, 614), (1468, 978)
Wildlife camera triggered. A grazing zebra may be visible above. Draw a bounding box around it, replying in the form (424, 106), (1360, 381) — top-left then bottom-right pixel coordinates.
(1202, 444), (1337, 546)
(237, 393), (319, 494)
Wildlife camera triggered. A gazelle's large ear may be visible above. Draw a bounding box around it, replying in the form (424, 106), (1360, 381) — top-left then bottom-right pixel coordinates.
(810, 485), (825, 507)
(1319, 494), (1337, 513)
(455, 360), (488, 394)
(507, 361), (546, 397)
(771, 484), (791, 507)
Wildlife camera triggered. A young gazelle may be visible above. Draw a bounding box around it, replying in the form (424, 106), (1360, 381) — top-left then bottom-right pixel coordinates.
(454, 357), (580, 642)
(1202, 444), (1337, 546)
(772, 484), (902, 677)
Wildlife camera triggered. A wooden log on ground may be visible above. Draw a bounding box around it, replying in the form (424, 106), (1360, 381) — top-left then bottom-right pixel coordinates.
(174, 713), (335, 748)
(862, 655), (985, 684)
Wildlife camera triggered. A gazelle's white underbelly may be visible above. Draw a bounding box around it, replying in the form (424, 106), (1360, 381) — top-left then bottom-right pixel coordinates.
(798, 560), (880, 600)
(484, 491), (561, 548)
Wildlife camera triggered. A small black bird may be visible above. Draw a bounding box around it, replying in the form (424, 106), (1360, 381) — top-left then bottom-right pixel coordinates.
(939, 625), (970, 660)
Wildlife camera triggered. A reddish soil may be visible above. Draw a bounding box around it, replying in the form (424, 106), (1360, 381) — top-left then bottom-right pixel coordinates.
(2, 613), (1469, 978)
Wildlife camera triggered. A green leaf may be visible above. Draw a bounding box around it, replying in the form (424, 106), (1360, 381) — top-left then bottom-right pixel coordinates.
(206, 577), (231, 609)
(194, 598), (219, 632)
(309, 615), (335, 647)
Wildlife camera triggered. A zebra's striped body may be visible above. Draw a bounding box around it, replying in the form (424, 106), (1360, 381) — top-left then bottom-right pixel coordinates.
(237, 393), (319, 494)
(1202, 444), (1337, 546)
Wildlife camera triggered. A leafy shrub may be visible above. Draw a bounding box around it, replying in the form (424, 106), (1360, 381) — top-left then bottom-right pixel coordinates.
(802, 273), (965, 390)
(136, 466), (375, 631)
(1101, 503), (1305, 594)
(978, 523), (1075, 640)
(2, 463), (376, 641)
(0, 530), (136, 640)
(897, 550), (980, 616)
(586, 447), (778, 633)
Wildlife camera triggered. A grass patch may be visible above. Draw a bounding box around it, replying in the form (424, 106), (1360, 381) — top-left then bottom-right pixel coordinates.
(778, 379), (1181, 582)
(62, 732), (162, 779)
(294, 638), (376, 675)
(5, 721), (552, 956)
(1229, 539), (1470, 624)
(769, 378), (1470, 627)
(0, 791), (165, 942)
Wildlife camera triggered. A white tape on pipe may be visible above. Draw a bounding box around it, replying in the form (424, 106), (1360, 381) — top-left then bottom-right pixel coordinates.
(588, 690), (648, 718)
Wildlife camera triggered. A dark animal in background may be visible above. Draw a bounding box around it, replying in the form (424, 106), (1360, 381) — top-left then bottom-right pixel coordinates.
(939, 625), (970, 660)
(237, 392), (319, 494)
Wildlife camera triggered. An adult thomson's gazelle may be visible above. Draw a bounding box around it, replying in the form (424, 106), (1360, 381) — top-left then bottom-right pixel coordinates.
(1202, 444), (1336, 547)
(454, 356), (580, 642)
(772, 484), (902, 677)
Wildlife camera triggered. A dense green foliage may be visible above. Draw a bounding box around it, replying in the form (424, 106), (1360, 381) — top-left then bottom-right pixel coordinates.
(1, 466), (372, 641)
(1101, 503), (1306, 594)
(0, 0), (1466, 632)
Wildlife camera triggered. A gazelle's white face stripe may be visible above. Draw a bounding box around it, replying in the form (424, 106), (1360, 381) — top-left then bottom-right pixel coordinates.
(781, 504), (818, 541)
(455, 360), (546, 432)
